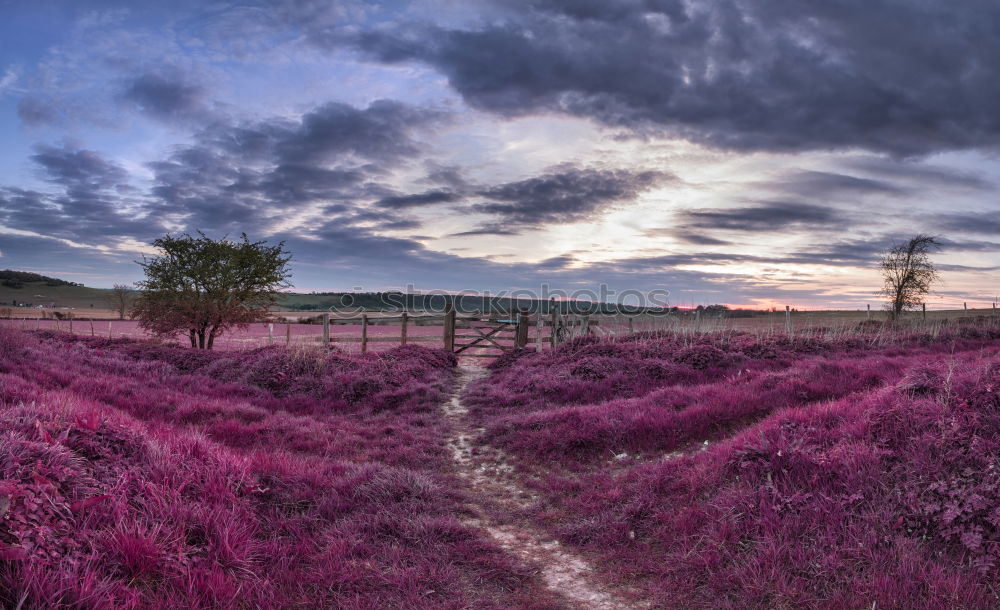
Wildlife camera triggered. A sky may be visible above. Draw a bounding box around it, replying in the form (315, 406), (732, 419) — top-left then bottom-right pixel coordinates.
(1, 0), (999, 309)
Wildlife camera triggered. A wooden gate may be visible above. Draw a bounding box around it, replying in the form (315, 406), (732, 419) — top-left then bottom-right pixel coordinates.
(443, 308), (530, 357)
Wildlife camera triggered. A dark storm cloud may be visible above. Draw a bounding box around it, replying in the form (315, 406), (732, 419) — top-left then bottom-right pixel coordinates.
(121, 71), (207, 121)
(838, 158), (996, 192)
(347, 0), (1000, 156)
(375, 189), (460, 209)
(933, 213), (1000, 236)
(0, 99), (442, 246)
(275, 100), (444, 166)
(473, 167), (668, 225)
(656, 229), (733, 246)
(0, 146), (160, 241)
(448, 225), (521, 237)
(677, 201), (841, 232)
(147, 99), (442, 231)
(937, 238), (1000, 253)
(377, 218), (423, 230)
(776, 171), (906, 199)
(419, 164), (472, 190)
(31, 144), (128, 190)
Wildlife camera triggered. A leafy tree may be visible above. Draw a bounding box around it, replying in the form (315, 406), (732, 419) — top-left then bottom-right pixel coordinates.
(105, 283), (134, 320)
(132, 233), (292, 349)
(879, 234), (940, 319)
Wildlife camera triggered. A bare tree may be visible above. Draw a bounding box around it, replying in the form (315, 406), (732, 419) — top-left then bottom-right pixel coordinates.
(106, 283), (134, 320)
(879, 235), (940, 319)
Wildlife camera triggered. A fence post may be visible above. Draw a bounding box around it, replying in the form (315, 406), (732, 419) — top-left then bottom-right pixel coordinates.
(90, 320), (95, 337)
(360, 314), (369, 353)
(785, 305), (792, 334)
(268, 323), (273, 345)
(400, 311), (408, 346)
(515, 311), (529, 349)
(628, 316), (634, 335)
(695, 309), (701, 333)
(69, 318), (73, 334)
(443, 303), (456, 352)
(550, 308), (558, 348)
(322, 313), (330, 347)
(535, 311), (542, 350)
(286, 322), (291, 346)
(964, 302), (968, 315)
(108, 321), (112, 339)
(866, 304), (870, 320)
(922, 303), (927, 321)
(581, 315), (590, 335)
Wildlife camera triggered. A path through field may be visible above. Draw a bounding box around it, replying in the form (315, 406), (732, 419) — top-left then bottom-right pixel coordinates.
(444, 366), (647, 610)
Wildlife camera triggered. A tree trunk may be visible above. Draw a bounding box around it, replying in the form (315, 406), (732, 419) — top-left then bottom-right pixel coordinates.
(189, 329), (197, 348)
(207, 326), (218, 350)
(197, 329), (206, 349)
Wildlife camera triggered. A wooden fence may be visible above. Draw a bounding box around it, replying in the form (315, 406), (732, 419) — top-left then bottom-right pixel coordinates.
(9, 303), (1000, 356)
(292, 302), (1000, 356)
(301, 307), (637, 355)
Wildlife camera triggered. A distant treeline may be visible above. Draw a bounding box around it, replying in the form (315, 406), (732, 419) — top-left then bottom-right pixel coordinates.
(0, 269), (82, 289)
(278, 291), (746, 316)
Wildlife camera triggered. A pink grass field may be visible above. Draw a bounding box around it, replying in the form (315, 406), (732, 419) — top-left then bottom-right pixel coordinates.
(5, 318), (1000, 607)
(0, 329), (560, 609)
(462, 319), (1000, 608)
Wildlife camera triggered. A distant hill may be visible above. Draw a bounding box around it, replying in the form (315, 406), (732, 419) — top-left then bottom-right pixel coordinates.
(0, 269), (82, 289)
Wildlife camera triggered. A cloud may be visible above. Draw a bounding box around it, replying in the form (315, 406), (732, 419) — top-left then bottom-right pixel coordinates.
(937, 238), (1000, 252)
(448, 225), (521, 237)
(146, 99), (443, 231)
(838, 157), (996, 191)
(0, 233), (141, 285)
(274, 100), (446, 166)
(0, 68), (17, 93)
(660, 229), (733, 246)
(30, 144), (128, 190)
(1, 98), (444, 246)
(16, 98), (58, 126)
(676, 201), (842, 232)
(277, 224), (765, 299)
(775, 170), (907, 199)
(347, 0), (1000, 156)
(375, 189), (460, 209)
(121, 71), (208, 121)
(473, 166), (668, 225)
(932, 213), (1000, 236)
(0, 145), (159, 242)
(377, 165), (669, 235)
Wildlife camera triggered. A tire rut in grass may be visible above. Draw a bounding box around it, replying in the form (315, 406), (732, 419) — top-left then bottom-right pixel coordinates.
(444, 365), (647, 610)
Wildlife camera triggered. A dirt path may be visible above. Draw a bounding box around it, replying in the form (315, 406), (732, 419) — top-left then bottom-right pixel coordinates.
(444, 365), (647, 610)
